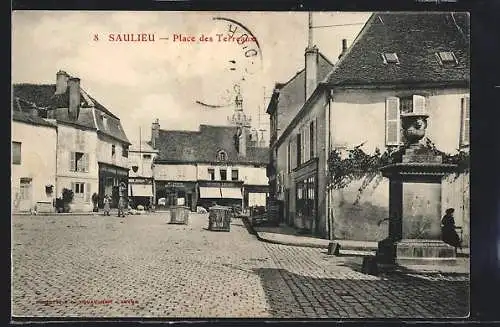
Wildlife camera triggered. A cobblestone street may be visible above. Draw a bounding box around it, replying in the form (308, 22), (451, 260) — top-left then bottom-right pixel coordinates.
(12, 213), (469, 318)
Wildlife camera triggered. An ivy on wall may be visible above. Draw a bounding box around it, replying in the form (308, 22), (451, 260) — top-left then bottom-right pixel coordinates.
(327, 138), (470, 203)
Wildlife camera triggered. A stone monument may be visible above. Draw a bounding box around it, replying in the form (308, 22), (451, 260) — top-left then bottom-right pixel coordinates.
(377, 112), (458, 266)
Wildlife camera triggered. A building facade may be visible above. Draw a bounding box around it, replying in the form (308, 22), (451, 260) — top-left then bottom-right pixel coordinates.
(152, 92), (269, 211)
(127, 140), (158, 208)
(267, 12), (470, 244)
(13, 70), (131, 212)
(11, 111), (57, 213)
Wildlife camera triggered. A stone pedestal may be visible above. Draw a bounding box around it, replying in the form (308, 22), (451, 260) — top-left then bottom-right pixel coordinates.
(377, 144), (458, 266)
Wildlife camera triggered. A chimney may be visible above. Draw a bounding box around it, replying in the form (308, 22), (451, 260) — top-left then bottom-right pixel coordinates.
(151, 119), (160, 148)
(338, 39), (348, 60)
(238, 127), (247, 158)
(55, 70), (69, 95)
(305, 13), (318, 100)
(68, 77), (81, 120)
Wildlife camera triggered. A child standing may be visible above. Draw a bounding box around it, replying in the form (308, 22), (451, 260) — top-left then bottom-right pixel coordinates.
(103, 195), (111, 216)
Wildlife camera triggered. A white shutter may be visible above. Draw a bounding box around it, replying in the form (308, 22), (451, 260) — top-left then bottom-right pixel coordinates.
(85, 183), (91, 202)
(69, 152), (75, 172)
(385, 97), (400, 146)
(461, 96), (470, 146)
(412, 95), (426, 114)
(84, 153), (89, 172)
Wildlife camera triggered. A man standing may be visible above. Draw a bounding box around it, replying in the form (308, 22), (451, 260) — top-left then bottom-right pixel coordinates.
(118, 182), (127, 218)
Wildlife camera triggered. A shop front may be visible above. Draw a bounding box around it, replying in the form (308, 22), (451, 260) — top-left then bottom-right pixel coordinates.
(243, 184), (269, 209)
(155, 181), (197, 211)
(98, 163), (129, 208)
(198, 181), (244, 209)
(292, 158), (318, 234)
(128, 177), (154, 209)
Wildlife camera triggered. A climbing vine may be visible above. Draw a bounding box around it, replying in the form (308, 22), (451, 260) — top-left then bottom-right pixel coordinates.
(327, 138), (470, 203)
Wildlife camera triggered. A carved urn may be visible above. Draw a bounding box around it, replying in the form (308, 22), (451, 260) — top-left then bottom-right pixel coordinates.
(401, 113), (429, 146)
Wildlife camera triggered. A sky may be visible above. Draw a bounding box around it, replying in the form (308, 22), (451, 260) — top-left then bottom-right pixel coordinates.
(12, 11), (371, 145)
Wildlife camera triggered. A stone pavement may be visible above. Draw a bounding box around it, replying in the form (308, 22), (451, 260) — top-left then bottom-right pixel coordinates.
(254, 225), (470, 260)
(12, 213), (469, 319)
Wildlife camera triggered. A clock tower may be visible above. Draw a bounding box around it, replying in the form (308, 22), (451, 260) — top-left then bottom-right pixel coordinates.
(227, 85), (252, 157)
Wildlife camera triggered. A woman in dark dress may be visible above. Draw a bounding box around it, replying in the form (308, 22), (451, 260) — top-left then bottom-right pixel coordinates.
(441, 208), (461, 250)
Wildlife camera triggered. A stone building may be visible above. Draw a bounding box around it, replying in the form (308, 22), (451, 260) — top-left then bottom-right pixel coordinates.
(13, 70), (131, 211)
(267, 12), (470, 244)
(11, 110), (57, 213)
(152, 92), (269, 211)
(127, 140), (158, 208)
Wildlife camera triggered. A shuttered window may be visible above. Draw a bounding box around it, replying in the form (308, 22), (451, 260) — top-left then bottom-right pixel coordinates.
(385, 97), (401, 146)
(303, 125), (309, 162)
(296, 133), (302, 167)
(412, 95), (426, 114)
(460, 95), (470, 146)
(310, 121), (315, 158)
(70, 152), (89, 172)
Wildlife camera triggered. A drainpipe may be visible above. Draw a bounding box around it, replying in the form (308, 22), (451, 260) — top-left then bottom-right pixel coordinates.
(327, 90), (333, 240)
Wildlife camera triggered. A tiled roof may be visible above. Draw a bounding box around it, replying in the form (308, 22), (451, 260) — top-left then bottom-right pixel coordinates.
(130, 141), (157, 153)
(326, 12), (470, 86)
(154, 125), (269, 165)
(13, 82), (130, 144)
(12, 110), (57, 128)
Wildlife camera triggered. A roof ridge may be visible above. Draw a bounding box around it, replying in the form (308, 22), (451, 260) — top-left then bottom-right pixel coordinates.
(318, 51), (335, 68)
(322, 13), (376, 85)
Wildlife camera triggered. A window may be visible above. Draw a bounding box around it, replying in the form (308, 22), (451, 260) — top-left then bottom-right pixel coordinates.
(20, 178), (32, 200)
(295, 176), (317, 224)
(385, 97), (401, 146)
(382, 52), (399, 64)
(296, 133), (302, 167)
(460, 95), (470, 146)
(309, 122), (314, 158)
(122, 145), (129, 158)
(73, 182), (85, 198)
(111, 145), (116, 157)
(220, 169), (227, 181)
(102, 115), (108, 130)
(303, 125), (309, 162)
(143, 154), (152, 159)
(12, 142), (21, 165)
(400, 95), (426, 114)
(208, 168), (215, 180)
(70, 152), (89, 172)
(231, 169), (239, 181)
(217, 150), (227, 162)
(436, 51), (458, 66)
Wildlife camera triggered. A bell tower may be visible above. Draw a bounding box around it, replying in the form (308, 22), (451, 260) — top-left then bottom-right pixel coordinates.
(228, 85), (252, 157)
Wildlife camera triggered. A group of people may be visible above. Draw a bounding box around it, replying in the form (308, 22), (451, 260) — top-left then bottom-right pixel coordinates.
(101, 194), (128, 217)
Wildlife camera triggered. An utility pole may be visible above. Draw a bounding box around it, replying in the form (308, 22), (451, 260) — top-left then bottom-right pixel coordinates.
(308, 12), (313, 48)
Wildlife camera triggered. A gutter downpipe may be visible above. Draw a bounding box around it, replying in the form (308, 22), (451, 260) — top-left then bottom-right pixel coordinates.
(327, 89), (333, 241)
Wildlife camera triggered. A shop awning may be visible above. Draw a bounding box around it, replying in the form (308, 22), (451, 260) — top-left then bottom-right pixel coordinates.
(129, 184), (153, 197)
(221, 188), (243, 199)
(199, 187), (222, 199)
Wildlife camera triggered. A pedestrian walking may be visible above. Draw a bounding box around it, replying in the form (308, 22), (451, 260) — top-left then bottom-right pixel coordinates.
(117, 196), (126, 218)
(103, 194), (111, 216)
(117, 182), (127, 218)
(441, 208), (461, 251)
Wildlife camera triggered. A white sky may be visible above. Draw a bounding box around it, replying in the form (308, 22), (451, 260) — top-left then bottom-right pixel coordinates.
(12, 11), (371, 144)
